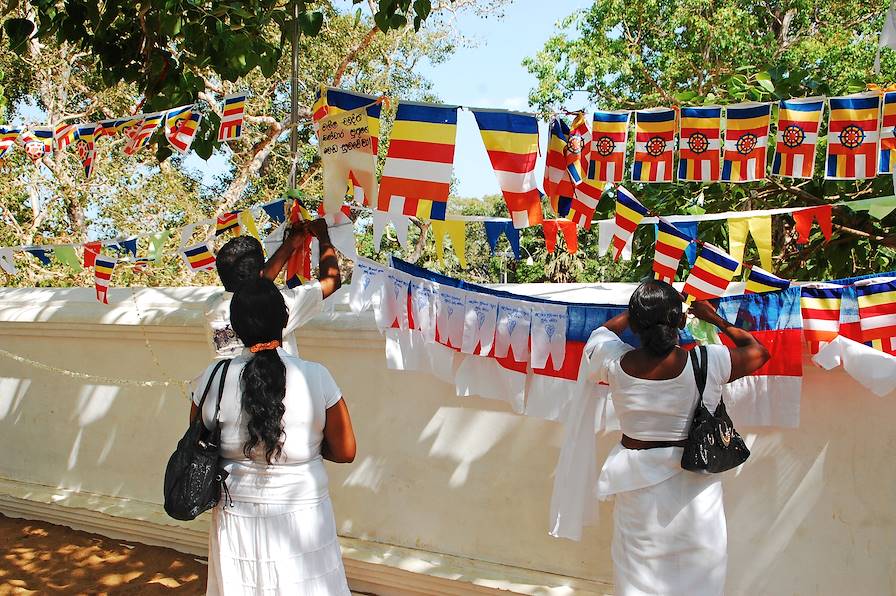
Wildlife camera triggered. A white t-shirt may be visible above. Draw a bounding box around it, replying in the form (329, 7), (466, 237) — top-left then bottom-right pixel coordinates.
(204, 281), (323, 359)
(192, 348), (343, 504)
(584, 327), (732, 441)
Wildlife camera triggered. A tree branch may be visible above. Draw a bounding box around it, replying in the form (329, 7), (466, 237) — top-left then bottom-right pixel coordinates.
(333, 25), (380, 87)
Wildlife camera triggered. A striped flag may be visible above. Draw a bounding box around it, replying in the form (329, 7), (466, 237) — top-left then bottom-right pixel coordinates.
(543, 117), (576, 216)
(98, 116), (142, 138)
(800, 284), (844, 353)
(565, 112), (590, 185)
(94, 255), (116, 304)
(611, 186), (650, 261)
(312, 86), (383, 205)
(588, 110), (629, 184)
(124, 112), (165, 156)
(825, 92), (881, 179)
(745, 265), (791, 294)
(165, 104), (202, 153)
(855, 278), (896, 354)
(653, 218), (694, 283)
(880, 91), (896, 174)
(54, 121), (77, 151)
(180, 242), (216, 273)
(722, 102), (772, 183)
(677, 106), (721, 182)
(218, 92), (246, 142)
(682, 242), (740, 301)
(377, 101), (458, 221)
(470, 109), (544, 229)
(632, 107), (675, 183)
(74, 123), (100, 179)
(215, 212), (241, 236)
(132, 257), (154, 273)
(567, 178), (603, 230)
(772, 97), (825, 178)
(0, 127), (20, 160)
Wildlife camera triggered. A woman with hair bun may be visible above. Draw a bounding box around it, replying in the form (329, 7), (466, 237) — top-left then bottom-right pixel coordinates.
(190, 278), (355, 595)
(585, 279), (769, 596)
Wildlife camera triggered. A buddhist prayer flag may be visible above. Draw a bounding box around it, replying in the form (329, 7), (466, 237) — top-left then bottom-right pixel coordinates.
(722, 102), (772, 183)
(54, 121), (77, 151)
(855, 278), (896, 354)
(880, 91), (896, 174)
(772, 97), (825, 178)
(26, 247), (52, 266)
(543, 117), (576, 216)
(377, 101), (458, 221)
(745, 265), (791, 294)
(165, 104), (202, 153)
(471, 109), (544, 228)
(217, 92), (246, 142)
(632, 107), (675, 183)
(800, 284), (844, 354)
(611, 186), (650, 261)
(682, 242), (740, 301)
(678, 106), (721, 182)
(0, 127), (20, 160)
(653, 218), (694, 283)
(132, 256), (154, 273)
(22, 127), (54, 161)
(568, 178), (603, 230)
(98, 116), (141, 138)
(124, 112), (165, 156)
(180, 242), (216, 272)
(74, 123), (100, 179)
(94, 255), (116, 304)
(565, 112), (590, 185)
(215, 212), (241, 236)
(825, 92), (881, 179)
(588, 110), (629, 184)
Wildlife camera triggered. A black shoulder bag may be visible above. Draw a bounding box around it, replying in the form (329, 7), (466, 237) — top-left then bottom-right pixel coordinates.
(681, 346), (750, 473)
(163, 359), (232, 520)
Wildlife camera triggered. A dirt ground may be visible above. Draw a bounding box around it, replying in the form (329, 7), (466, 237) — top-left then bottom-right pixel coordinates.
(0, 513), (207, 595)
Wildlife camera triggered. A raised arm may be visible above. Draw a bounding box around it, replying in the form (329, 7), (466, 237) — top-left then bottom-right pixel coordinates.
(602, 310), (630, 337)
(307, 218), (342, 300)
(321, 398), (356, 463)
(261, 222), (308, 281)
(689, 301), (771, 382)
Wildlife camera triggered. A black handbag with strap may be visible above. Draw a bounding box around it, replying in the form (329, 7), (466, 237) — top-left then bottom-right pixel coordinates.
(681, 346), (750, 473)
(163, 359), (232, 521)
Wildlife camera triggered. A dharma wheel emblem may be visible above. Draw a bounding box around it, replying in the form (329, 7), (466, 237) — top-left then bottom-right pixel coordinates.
(595, 135), (615, 157)
(736, 133), (758, 155)
(782, 124), (805, 149)
(646, 136), (666, 157)
(687, 132), (709, 154)
(839, 124), (865, 150)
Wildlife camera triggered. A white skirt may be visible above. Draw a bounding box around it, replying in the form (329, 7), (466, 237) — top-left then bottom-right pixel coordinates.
(206, 497), (351, 596)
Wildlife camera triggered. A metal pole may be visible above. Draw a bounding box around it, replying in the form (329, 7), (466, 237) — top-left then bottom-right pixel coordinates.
(288, 0), (299, 192)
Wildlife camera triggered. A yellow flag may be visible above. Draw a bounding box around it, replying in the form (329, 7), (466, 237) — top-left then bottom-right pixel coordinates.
(430, 220), (467, 268)
(239, 210), (261, 240)
(728, 216), (772, 274)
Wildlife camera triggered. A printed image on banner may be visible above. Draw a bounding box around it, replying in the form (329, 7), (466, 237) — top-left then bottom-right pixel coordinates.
(772, 97), (825, 179)
(165, 104), (202, 153)
(218, 92), (247, 142)
(745, 266), (791, 294)
(470, 109), (544, 229)
(312, 86), (383, 205)
(543, 117), (578, 217)
(825, 92), (881, 180)
(856, 277), (896, 354)
(677, 106), (721, 182)
(800, 284), (843, 353)
(722, 102), (772, 183)
(74, 123), (100, 179)
(653, 218), (694, 283)
(20, 127), (54, 161)
(611, 186), (650, 261)
(880, 91), (896, 174)
(0, 127), (20, 160)
(632, 107), (675, 183)
(589, 110), (630, 183)
(377, 101), (458, 221)
(681, 242), (740, 301)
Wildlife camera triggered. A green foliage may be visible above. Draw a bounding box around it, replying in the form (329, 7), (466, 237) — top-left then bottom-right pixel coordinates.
(523, 0), (896, 282)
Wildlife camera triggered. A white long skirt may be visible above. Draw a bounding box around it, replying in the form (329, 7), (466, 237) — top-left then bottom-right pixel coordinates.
(611, 472), (727, 596)
(206, 497), (351, 596)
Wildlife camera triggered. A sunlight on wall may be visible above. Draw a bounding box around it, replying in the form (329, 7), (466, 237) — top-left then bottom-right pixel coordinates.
(0, 377), (31, 420)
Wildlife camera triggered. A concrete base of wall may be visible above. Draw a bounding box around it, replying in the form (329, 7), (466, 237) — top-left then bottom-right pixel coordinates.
(0, 477), (612, 596)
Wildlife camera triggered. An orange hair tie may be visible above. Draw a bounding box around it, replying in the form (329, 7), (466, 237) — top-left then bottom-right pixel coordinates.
(249, 340), (281, 353)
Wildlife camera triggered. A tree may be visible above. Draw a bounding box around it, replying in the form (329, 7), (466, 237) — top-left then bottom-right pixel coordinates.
(524, 0), (896, 281)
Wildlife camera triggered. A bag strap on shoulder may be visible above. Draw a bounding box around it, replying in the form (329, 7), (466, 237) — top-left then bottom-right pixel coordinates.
(689, 345), (708, 403)
(212, 360), (231, 428)
(195, 360), (227, 410)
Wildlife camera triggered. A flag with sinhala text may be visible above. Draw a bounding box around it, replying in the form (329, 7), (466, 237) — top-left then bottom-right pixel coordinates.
(610, 186), (650, 261)
(722, 102), (772, 183)
(880, 91), (896, 174)
(377, 101), (458, 221)
(678, 106), (721, 182)
(825, 92), (881, 179)
(632, 107), (675, 183)
(470, 109), (544, 229)
(653, 218), (694, 283)
(682, 242), (740, 301)
(771, 97), (825, 179)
